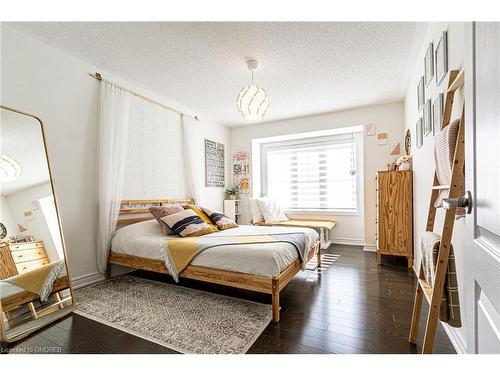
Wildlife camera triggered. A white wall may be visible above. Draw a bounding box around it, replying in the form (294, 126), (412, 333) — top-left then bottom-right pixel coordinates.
(403, 22), (467, 352)
(230, 102), (405, 247)
(0, 195), (17, 237)
(1, 24), (229, 283)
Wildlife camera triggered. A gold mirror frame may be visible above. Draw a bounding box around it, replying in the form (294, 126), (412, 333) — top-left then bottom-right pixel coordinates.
(0, 104), (74, 343)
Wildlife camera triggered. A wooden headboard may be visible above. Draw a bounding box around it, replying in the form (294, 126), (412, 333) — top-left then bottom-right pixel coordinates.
(117, 198), (195, 226)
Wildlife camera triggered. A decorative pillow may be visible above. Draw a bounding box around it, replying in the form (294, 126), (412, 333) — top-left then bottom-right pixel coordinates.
(201, 207), (239, 230)
(186, 205), (219, 232)
(149, 204), (184, 235)
(161, 209), (216, 237)
(256, 198), (289, 223)
(248, 197), (265, 223)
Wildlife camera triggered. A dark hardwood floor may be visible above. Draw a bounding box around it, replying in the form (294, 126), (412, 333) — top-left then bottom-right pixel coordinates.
(2, 245), (455, 354)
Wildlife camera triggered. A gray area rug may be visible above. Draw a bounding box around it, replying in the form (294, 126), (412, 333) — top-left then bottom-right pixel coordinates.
(74, 275), (271, 354)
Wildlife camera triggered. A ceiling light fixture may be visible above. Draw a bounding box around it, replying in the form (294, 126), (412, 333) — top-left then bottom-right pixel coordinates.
(0, 154), (22, 183)
(236, 59), (269, 121)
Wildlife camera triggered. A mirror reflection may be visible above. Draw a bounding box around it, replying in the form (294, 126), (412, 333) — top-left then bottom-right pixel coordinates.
(0, 107), (73, 341)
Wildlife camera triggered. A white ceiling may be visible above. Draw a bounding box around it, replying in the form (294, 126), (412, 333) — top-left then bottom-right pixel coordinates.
(8, 22), (424, 127)
(1, 108), (50, 195)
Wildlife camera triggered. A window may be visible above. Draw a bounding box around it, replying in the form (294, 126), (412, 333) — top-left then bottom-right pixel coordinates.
(261, 132), (362, 213)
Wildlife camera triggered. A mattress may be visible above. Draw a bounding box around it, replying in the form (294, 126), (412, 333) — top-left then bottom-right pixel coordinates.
(112, 220), (319, 278)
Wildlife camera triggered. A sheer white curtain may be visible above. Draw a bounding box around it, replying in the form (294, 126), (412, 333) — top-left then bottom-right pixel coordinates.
(97, 81), (131, 273)
(182, 115), (201, 204)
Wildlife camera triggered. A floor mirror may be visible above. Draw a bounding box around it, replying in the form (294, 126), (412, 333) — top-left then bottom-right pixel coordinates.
(0, 105), (73, 343)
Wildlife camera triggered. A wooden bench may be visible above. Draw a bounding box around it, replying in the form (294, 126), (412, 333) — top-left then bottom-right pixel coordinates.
(253, 219), (336, 250)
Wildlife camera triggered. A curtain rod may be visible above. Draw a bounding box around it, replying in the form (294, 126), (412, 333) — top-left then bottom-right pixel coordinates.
(88, 72), (199, 121)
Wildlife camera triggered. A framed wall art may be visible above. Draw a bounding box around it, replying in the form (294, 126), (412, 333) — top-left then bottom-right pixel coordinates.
(417, 76), (425, 110)
(416, 118), (423, 149)
(424, 42), (434, 86)
(423, 99), (432, 136)
(435, 31), (448, 85)
(432, 93), (444, 135)
(205, 139), (225, 187)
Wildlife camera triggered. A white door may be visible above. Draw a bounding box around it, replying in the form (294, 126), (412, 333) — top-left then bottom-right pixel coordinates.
(464, 22), (500, 354)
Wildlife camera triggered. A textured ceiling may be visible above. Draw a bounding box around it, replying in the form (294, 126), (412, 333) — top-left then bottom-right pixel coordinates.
(8, 22), (423, 126)
(1, 108), (50, 195)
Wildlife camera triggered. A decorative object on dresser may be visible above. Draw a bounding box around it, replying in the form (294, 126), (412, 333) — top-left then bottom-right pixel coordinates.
(223, 199), (241, 223)
(376, 170), (413, 268)
(0, 105), (73, 343)
(404, 128), (411, 155)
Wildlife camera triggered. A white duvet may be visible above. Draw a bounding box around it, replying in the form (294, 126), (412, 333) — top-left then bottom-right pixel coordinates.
(112, 220), (319, 278)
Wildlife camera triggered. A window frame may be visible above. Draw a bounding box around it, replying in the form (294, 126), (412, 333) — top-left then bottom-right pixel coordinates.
(260, 132), (363, 216)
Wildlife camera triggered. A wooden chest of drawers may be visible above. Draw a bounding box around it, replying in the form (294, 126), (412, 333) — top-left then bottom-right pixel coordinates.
(0, 241), (49, 279)
(376, 171), (413, 268)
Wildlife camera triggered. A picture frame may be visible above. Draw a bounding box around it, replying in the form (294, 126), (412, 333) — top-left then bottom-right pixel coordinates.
(417, 76), (425, 110)
(416, 118), (423, 149)
(435, 31), (448, 85)
(424, 42), (434, 86)
(205, 139), (225, 187)
(432, 93), (444, 135)
(423, 99), (432, 136)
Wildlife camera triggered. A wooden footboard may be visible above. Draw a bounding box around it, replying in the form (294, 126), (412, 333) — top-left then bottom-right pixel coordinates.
(108, 241), (321, 323)
(1, 276), (70, 312)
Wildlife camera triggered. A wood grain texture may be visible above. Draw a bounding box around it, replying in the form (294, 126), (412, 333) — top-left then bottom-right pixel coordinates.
(0, 246), (18, 280)
(1, 277), (70, 312)
(376, 171), (413, 266)
(4, 245), (455, 354)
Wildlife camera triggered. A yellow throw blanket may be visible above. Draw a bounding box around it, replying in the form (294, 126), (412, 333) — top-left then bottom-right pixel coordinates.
(164, 233), (308, 282)
(4, 260), (65, 302)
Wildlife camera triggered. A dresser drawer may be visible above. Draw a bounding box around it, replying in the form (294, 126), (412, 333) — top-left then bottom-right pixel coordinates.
(9, 241), (44, 252)
(16, 258), (50, 274)
(11, 248), (47, 263)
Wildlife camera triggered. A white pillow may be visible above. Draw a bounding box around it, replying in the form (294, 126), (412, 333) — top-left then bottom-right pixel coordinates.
(256, 198), (289, 223)
(248, 197), (265, 223)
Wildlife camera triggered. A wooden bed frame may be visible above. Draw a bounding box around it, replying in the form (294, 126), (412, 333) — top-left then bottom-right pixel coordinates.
(1, 276), (70, 313)
(108, 198), (321, 322)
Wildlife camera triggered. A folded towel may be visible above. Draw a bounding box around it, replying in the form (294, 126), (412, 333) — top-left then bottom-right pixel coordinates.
(421, 232), (461, 327)
(434, 119), (465, 218)
(4, 260), (65, 302)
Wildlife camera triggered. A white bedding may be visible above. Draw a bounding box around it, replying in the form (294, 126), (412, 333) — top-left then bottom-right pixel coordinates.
(112, 220), (319, 278)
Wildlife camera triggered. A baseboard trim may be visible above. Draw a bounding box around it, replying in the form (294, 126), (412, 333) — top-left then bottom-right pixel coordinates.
(442, 323), (467, 354)
(71, 272), (105, 289)
(363, 243), (376, 252)
(331, 237), (364, 247)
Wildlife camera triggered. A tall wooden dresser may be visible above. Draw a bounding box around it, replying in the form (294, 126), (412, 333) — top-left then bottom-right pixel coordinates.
(376, 170), (413, 268)
(0, 240), (49, 279)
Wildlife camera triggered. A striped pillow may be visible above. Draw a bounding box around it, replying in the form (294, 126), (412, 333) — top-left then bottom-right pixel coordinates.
(149, 204), (184, 235)
(186, 205), (219, 232)
(201, 208), (238, 230)
(161, 209), (216, 237)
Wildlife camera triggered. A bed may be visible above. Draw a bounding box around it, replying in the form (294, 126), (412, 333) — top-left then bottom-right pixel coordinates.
(108, 198), (321, 322)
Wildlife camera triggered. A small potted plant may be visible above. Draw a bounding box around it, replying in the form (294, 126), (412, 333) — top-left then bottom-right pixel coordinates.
(225, 185), (240, 200)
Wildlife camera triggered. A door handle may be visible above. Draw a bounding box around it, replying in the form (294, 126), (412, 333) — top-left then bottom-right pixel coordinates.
(443, 191), (472, 214)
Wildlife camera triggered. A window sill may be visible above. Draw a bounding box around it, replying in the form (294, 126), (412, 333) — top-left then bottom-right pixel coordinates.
(284, 209), (360, 217)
